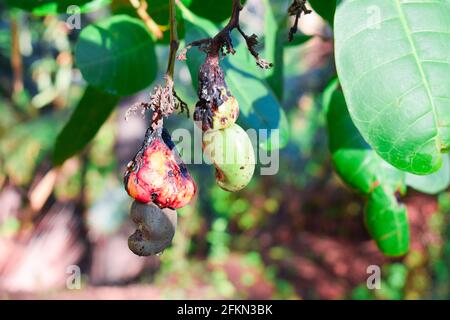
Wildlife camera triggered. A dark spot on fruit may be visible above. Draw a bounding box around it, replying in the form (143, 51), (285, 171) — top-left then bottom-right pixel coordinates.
(240, 166), (244, 170)
(151, 192), (158, 201)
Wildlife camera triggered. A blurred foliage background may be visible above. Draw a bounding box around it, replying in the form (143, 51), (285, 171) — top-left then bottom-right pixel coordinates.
(1, 0), (450, 300)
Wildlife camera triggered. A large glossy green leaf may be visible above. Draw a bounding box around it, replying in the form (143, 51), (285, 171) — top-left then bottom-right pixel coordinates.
(308, 0), (339, 26)
(75, 15), (157, 96)
(406, 155), (450, 194)
(335, 0), (450, 175)
(53, 86), (119, 166)
(365, 185), (410, 257)
(325, 79), (405, 194)
(5, 0), (110, 15)
(182, 6), (289, 151)
(326, 79), (411, 257)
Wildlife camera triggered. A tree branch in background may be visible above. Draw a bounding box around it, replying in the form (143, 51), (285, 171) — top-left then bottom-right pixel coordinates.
(178, 0), (273, 69)
(288, 0), (312, 42)
(10, 15), (23, 93)
(129, 0), (164, 39)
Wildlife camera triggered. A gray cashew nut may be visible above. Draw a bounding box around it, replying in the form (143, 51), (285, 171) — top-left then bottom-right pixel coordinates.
(128, 201), (177, 256)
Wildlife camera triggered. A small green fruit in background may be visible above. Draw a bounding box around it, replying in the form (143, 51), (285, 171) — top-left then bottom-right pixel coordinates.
(203, 123), (255, 192)
(128, 200), (177, 256)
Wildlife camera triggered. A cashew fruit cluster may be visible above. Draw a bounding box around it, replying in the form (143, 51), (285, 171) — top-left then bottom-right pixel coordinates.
(196, 58), (255, 192)
(124, 126), (196, 256)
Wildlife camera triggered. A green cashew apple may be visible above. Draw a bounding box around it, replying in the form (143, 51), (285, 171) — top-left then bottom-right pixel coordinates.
(128, 200), (177, 256)
(203, 123), (255, 192)
(194, 93), (240, 131)
(210, 94), (239, 130)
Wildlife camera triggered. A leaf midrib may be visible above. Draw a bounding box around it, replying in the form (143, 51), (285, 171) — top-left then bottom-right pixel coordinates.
(394, 0), (441, 148)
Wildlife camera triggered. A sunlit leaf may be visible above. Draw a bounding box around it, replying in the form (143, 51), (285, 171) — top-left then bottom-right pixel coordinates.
(335, 0), (450, 175)
(405, 155), (450, 194)
(75, 15), (157, 96)
(325, 79), (405, 194)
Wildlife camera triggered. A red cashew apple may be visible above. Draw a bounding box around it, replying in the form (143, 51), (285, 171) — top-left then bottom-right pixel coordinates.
(124, 127), (196, 209)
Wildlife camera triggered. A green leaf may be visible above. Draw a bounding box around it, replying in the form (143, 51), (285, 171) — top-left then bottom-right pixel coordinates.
(335, 0), (450, 175)
(5, 0), (110, 15)
(325, 79), (405, 194)
(325, 79), (411, 257)
(365, 185), (410, 257)
(183, 0), (246, 23)
(406, 155), (450, 194)
(75, 15), (157, 96)
(148, 0), (185, 43)
(182, 6), (289, 151)
(285, 34), (313, 47)
(112, 0), (186, 43)
(308, 0), (338, 26)
(53, 86), (119, 166)
(263, 0), (289, 100)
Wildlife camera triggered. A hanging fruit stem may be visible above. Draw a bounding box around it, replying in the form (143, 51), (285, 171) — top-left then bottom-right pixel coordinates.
(178, 0), (272, 69)
(166, 0), (179, 79)
(126, 0), (188, 130)
(288, 0), (312, 42)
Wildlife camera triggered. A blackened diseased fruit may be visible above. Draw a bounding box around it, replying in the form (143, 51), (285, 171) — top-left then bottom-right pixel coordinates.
(203, 123), (255, 192)
(124, 127), (196, 209)
(128, 201), (177, 256)
(194, 56), (239, 131)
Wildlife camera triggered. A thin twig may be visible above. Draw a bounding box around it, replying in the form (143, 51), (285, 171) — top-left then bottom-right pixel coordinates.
(166, 0), (188, 119)
(166, 0), (179, 79)
(178, 0), (272, 69)
(147, 0), (187, 130)
(129, 0), (164, 39)
(288, 0), (312, 42)
(126, 0), (188, 127)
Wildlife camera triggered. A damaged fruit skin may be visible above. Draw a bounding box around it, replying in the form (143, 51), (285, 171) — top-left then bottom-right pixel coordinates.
(203, 123), (255, 192)
(124, 127), (196, 209)
(194, 57), (240, 131)
(195, 94), (239, 131)
(128, 201), (177, 256)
